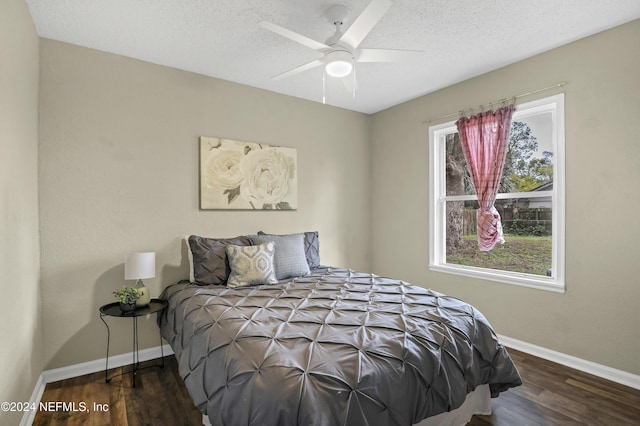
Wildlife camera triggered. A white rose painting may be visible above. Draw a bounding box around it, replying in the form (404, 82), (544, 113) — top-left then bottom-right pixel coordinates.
(200, 137), (297, 210)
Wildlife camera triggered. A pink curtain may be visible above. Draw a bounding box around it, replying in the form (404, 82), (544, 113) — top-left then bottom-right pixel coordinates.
(455, 104), (515, 251)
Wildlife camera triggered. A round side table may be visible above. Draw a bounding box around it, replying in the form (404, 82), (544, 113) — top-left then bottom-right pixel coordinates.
(99, 298), (168, 387)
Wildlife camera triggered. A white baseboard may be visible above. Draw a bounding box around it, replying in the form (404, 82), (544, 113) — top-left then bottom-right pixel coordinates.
(20, 344), (173, 426)
(498, 334), (640, 390)
(42, 344), (174, 383)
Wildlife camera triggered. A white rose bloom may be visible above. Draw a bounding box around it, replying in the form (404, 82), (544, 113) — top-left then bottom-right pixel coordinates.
(204, 150), (244, 189)
(240, 148), (294, 205)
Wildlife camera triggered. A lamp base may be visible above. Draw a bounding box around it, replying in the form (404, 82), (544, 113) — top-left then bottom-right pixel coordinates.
(136, 286), (151, 307)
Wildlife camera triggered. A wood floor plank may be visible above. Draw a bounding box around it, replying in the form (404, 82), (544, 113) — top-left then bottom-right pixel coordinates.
(107, 371), (129, 426)
(563, 378), (640, 422)
(566, 374), (640, 407)
(32, 349), (640, 425)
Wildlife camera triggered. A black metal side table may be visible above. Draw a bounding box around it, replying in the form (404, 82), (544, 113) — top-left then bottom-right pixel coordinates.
(99, 298), (168, 387)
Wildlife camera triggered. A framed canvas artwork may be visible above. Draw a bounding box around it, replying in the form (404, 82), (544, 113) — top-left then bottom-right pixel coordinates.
(199, 137), (297, 210)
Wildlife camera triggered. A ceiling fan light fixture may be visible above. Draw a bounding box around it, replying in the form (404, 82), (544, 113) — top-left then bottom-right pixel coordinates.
(325, 50), (353, 78)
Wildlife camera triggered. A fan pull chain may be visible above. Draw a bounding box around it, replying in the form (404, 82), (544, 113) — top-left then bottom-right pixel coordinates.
(322, 71), (326, 104)
(352, 67), (357, 99)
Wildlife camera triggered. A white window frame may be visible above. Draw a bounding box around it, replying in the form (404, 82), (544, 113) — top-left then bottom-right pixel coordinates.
(429, 94), (565, 293)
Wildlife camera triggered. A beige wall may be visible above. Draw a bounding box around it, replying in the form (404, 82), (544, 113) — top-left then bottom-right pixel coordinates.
(0, 0), (43, 424)
(38, 39), (371, 369)
(371, 20), (640, 375)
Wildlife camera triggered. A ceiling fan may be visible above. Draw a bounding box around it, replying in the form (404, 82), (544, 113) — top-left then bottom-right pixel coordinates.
(259, 0), (422, 96)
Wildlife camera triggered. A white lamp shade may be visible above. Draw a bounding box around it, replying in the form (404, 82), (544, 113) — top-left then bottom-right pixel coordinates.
(124, 252), (156, 280)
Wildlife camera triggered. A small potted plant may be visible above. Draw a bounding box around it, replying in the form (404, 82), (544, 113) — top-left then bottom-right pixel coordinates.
(114, 286), (141, 313)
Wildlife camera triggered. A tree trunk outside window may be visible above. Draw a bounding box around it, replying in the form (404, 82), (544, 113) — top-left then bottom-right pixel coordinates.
(446, 133), (465, 251)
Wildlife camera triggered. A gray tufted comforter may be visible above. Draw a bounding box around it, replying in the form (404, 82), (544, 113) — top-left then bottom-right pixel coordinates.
(158, 267), (521, 426)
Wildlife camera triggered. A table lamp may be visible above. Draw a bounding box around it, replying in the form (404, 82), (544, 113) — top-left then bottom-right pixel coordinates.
(124, 252), (155, 307)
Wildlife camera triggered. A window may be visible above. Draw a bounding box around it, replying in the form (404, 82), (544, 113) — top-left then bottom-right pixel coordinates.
(429, 94), (565, 292)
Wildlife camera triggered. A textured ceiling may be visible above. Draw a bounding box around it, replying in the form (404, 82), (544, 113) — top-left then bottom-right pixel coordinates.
(26, 0), (640, 114)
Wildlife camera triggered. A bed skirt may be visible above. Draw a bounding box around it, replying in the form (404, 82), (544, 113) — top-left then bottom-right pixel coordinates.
(415, 384), (491, 426)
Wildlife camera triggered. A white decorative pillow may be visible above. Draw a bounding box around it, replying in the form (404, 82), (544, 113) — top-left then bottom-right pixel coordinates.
(226, 242), (278, 288)
(248, 233), (310, 280)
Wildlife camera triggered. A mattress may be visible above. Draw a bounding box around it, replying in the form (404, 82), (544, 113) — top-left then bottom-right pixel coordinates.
(158, 266), (521, 425)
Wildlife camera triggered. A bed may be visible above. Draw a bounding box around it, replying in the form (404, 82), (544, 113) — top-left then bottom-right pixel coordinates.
(158, 233), (521, 426)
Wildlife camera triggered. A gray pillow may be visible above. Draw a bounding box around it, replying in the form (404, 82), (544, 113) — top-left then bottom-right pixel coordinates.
(226, 242), (278, 288)
(186, 235), (251, 285)
(258, 231), (320, 269)
(248, 233), (310, 280)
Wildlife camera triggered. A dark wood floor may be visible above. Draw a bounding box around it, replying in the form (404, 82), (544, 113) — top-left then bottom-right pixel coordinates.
(33, 348), (640, 425)
(468, 349), (640, 426)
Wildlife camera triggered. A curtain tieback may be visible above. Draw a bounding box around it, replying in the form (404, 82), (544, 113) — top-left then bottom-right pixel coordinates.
(476, 207), (505, 251)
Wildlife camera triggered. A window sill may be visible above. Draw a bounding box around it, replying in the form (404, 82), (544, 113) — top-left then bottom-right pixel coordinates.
(429, 263), (565, 293)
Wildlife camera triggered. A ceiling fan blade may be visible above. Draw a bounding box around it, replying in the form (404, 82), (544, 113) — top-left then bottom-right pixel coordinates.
(357, 48), (423, 63)
(259, 21), (330, 52)
(272, 59), (324, 80)
(341, 73), (359, 96)
(338, 0), (393, 50)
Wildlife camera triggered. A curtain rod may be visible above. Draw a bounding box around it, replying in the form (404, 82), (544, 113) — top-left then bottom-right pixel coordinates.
(422, 82), (567, 124)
